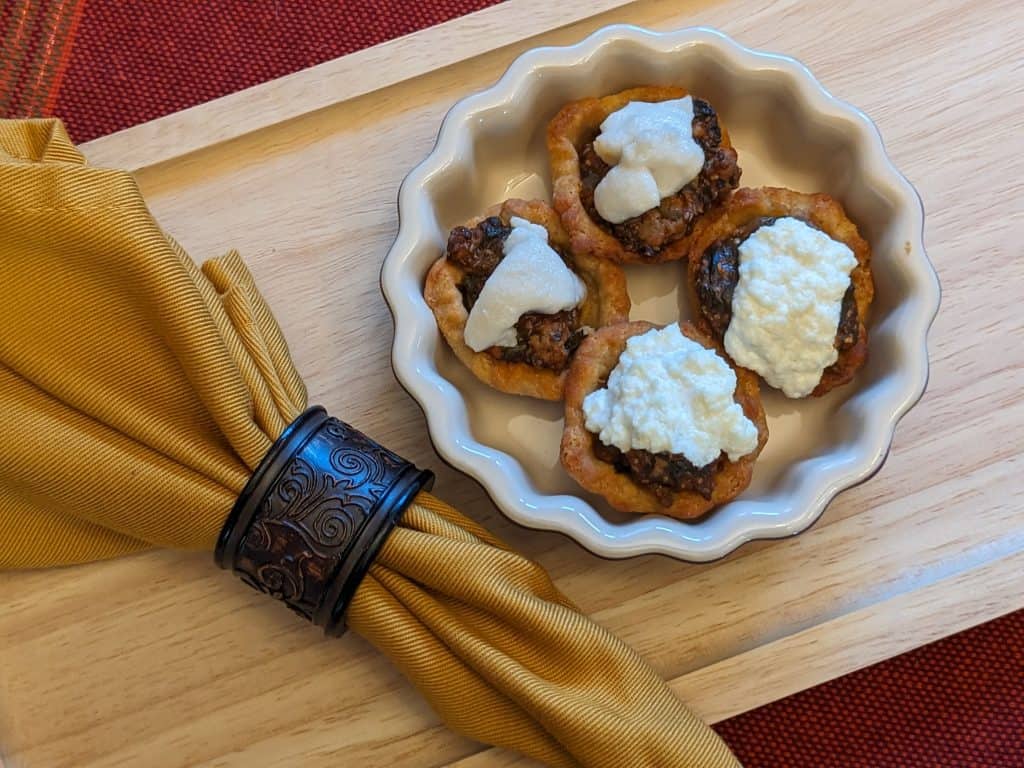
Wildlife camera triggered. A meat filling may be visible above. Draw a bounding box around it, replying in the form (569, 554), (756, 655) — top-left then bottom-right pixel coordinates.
(446, 216), (585, 370)
(592, 437), (720, 505)
(579, 98), (741, 259)
(694, 216), (860, 351)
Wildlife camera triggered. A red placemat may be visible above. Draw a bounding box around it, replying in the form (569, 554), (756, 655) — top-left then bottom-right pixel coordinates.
(715, 612), (1022, 766)
(1, 0), (503, 142)
(2, 2), (1022, 766)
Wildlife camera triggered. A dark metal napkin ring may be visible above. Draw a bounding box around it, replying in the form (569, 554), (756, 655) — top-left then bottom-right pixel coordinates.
(215, 405), (433, 636)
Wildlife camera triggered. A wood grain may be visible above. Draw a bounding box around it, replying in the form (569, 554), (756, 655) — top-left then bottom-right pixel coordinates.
(451, 551), (1024, 766)
(2, 0), (1023, 766)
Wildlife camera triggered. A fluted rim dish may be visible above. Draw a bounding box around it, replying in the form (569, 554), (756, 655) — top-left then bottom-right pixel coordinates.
(382, 25), (940, 560)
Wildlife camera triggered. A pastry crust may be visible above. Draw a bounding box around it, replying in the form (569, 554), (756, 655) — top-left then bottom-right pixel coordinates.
(424, 198), (631, 400)
(686, 186), (874, 397)
(548, 86), (737, 264)
(560, 321), (768, 519)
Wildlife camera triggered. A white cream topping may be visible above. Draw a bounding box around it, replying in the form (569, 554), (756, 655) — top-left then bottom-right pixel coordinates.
(724, 217), (858, 398)
(592, 97), (705, 224)
(464, 216), (586, 352)
(582, 325), (759, 466)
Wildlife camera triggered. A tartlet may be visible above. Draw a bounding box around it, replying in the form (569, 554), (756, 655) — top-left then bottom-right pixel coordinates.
(560, 321), (768, 518)
(686, 186), (874, 397)
(548, 85), (741, 264)
(424, 198), (630, 400)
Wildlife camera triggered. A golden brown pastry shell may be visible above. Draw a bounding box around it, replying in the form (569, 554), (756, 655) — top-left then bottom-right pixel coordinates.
(686, 186), (875, 397)
(424, 198), (631, 400)
(560, 321), (768, 518)
(547, 85), (735, 265)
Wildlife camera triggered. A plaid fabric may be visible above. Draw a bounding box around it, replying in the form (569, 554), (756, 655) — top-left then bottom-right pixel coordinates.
(1, 2), (1021, 766)
(0, 0), (87, 121)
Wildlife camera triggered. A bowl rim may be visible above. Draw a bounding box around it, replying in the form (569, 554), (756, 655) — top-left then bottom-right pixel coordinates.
(381, 24), (942, 560)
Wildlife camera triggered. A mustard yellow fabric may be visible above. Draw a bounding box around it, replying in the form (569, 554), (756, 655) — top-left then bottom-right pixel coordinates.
(0, 119), (740, 768)
(355, 493), (740, 767)
(0, 119), (307, 566)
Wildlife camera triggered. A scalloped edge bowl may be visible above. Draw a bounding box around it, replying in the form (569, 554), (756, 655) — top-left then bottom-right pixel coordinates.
(382, 25), (940, 560)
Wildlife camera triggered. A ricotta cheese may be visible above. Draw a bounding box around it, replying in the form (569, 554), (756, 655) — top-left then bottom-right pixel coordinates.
(464, 216), (586, 352)
(723, 217), (857, 398)
(582, 324), (759, 467)
(592, 97), (705, 224)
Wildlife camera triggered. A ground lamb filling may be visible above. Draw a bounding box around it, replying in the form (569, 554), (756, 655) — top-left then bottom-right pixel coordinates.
(579, 98), (741, 260)
(446, 216), (585, 371)
(694, 216), (860, 350)
(592, 435), (722, 506)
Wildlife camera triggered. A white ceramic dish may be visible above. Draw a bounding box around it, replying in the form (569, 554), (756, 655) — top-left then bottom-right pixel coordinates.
(382, 25), (940, 560)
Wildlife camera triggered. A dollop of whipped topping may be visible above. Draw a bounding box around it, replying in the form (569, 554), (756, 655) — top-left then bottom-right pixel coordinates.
(464, 216), (586, 351)
(592, 97), (705, 224)
(724, 217), (858, 398)
(583, 324), (759, 467)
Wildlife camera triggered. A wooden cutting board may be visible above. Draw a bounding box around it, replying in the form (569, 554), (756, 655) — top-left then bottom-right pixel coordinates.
(1, 0), (1022, 766)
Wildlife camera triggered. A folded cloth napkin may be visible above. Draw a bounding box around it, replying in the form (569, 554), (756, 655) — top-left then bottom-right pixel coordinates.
(0, 118), (740, 768)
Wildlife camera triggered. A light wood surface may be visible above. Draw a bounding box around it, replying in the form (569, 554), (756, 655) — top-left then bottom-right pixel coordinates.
(2, 0), (1023, 766)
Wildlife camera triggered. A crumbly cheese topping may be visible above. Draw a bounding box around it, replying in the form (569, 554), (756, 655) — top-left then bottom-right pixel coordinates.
(463, 216), (586, 352)
(592, 97), (705, 224)
(582, 325), (759, 466)
(724, 217), (858, 398)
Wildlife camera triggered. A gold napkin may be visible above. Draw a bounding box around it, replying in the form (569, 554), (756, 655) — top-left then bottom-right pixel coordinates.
(0, 119), (740, 768)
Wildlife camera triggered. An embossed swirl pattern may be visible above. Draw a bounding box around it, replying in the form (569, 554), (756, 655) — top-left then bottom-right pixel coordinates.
(233, 418), (410, 623)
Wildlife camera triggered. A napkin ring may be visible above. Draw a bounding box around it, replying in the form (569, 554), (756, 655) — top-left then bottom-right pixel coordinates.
(215, 406), (433, 635)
